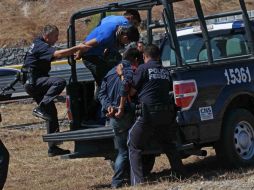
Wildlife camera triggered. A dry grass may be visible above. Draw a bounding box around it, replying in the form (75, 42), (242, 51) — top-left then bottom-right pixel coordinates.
(2, 126), (254, 190)
(0, 101), (67, 127)
(1, 0), (253, 47)
(1, 102), (254, 189)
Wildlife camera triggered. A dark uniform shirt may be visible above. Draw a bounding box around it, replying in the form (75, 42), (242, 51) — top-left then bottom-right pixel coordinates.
(132, 60), (172, 105)
(24, 37), (56, 76)
(98, 60), (133, 111)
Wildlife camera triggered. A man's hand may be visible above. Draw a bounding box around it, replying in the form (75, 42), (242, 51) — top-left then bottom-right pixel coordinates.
(74, 50), (82, 60)
(116, 63), (123, 76)
(115, 107), (124, 118)
(74, 44), (92, 60)
(106, 106), (116, 117)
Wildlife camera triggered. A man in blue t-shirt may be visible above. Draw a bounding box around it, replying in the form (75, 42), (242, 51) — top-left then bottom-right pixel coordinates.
(98, 48), (141, 188)
(127, 44), (185, 186)
(75, 10), (140, 122)
(76, 9), (140, 88)
(23, 24), (83, 157)
(100, 9), (141, 28)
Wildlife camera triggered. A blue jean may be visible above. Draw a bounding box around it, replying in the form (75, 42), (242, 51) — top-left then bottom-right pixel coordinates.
(110, 111), (134, 187)
(112, 130), (129, 187)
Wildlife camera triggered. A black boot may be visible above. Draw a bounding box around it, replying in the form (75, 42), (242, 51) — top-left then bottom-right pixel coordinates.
(166, 150), (186, 178)
(48, 146), (70, 157)
(32, 105), (51, 120)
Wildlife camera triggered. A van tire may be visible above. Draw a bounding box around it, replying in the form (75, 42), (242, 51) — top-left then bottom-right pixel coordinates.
(215, 108), (254, 168)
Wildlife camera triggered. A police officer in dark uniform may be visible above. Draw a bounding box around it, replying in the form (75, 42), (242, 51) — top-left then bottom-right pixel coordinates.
(127, 44), (185, 185)
(23, 24), (83, 157)
(0, 139), (9, 190)
(0, 114), (9, 190)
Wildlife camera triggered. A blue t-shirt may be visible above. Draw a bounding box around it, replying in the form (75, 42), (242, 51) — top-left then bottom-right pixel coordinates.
(84, 15), (130, 57)
(24, 37), (55, 76)
(84, 22), (117, 57)
(100, 15), (130, 27)
(132, 60), (172, 104)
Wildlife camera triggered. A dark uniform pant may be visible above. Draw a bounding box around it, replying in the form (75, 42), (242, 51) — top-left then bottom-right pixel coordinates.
(82, 56), (111, 87)
(0, 140), (9, 190)
(24, 76), (66, 148)
(128, 111), (182, 185)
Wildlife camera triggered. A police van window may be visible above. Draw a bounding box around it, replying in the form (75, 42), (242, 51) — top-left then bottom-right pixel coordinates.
(198, 38), (223, 61)
(181, 34), (204, 63)
(161, 34), (204, 67)
(226, 34), (248, 57)
(161, 39), (174, 67)
(197, 29), (250, 61)
(161, 28), (250, 67)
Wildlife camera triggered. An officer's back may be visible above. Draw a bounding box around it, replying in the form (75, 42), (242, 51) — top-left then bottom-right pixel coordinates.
(131, 44), (173, 108)
(134, 59), (172, 105)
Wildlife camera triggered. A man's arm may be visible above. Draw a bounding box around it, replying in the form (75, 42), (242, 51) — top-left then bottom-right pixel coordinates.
(98, 79), (110, 111)
(129, 87), (137, 97)
(74, 38), (98, 60)
(98, 79), (116, 117)
(76, 23), (117, 60)
(115, 64), (133, 118)
(99, 82), (116, 117)
(114, 96), (126, 118)
(53, 44), (84, 60)
(83, 38), (98, 47)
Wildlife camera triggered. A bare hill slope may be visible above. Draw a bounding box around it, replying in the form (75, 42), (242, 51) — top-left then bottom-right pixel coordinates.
(0, 0), (253, 47)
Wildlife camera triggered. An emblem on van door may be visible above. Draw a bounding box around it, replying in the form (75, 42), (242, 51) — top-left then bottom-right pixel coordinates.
(199, 106), (214, 121)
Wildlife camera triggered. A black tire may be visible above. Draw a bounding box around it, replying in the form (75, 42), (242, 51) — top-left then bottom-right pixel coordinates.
(0, 94), (12, 101)
(142, 154), (156, 176)
(215, 108), (254, 168)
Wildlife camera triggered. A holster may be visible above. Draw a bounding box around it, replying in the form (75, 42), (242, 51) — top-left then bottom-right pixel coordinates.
(135, 103), (149, 121)
(21, 67), (36, 86)
(136, 102), (175, 125)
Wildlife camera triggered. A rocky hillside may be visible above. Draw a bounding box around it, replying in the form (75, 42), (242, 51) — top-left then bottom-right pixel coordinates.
(0, 0), (253, 47)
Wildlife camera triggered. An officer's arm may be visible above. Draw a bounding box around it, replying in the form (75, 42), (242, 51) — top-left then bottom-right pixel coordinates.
(53, 44), (85, 60)
(130, 65), (144, 96)
(119, 66), (133, 97)
(75, 39), (98, 60)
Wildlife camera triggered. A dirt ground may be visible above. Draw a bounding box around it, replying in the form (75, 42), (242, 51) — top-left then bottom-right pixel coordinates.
(0, 100), (67, 127)
(1, 102), (254, 190)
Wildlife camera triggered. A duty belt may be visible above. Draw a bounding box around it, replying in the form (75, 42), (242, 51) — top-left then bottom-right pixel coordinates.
(146, 104), (174, 112)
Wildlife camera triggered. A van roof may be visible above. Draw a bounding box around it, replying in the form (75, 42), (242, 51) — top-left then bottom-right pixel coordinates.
(177, 20), (253, 37)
